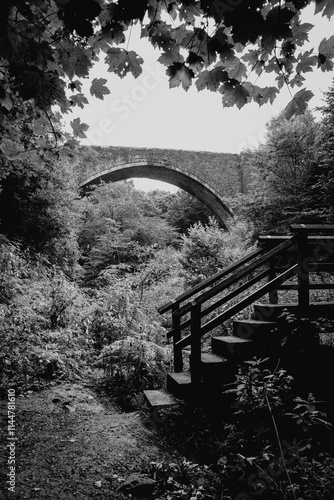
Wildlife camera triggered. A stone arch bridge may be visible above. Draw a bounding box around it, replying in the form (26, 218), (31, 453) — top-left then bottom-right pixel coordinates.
(75, 146), (251, 225)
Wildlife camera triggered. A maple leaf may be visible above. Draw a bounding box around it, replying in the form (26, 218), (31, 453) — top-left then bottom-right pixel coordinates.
(284, 88), (313, 120)
(296, 51), (318, 73)
(243, 83), (279, 106)
(90, 77), (110, 99)
(167, 1), (178, 20)
(195, 66), (228, 92)
(242, 49), (260, 66)
(69, 93), (89, 108)
(291, 23), (314, 46)
(166, 62), (194, 91)
(70, 117), (89, 138)
(58, 44), (92, 81)
(186, 52), (204, 74)
(315, 0), (334, 18)
(179, 2), (201, 25)
(224, 57), (247, 81)
(209, 28), (234, 61)
(105, 48), (143, 78)
(147, 21), (174, 51)
(259, 86), (279, 105)
(69, 80), (83, 92)
(219, 81), (250, 109)
(318, 35), (334, 71)
(170, 24), (192, 46)
(158, 44), (183, 66)
(289, 73), (306, 88)
(187, 28), (216, 67)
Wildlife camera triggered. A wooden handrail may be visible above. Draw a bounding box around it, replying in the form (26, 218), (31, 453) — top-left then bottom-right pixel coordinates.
(175, 264), (298, 350)
(290, 224), (334, 232)
(172, 235), (297, 321)
(189, 235), (298, 309)
(166, 269), (270, 339)
(158, 246), (265, 314)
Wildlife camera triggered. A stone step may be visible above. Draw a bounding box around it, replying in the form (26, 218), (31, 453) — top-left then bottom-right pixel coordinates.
(211, 335), (254, 360)
(233, 319), (277, 340)
(166, 372), (192, 399)
(253, 302), (334, 321)
(143, 389), (180, 409)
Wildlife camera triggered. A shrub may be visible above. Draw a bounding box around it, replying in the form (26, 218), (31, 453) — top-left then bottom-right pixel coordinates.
(180, 217), (254, 286)
(94, 336), (172, 410)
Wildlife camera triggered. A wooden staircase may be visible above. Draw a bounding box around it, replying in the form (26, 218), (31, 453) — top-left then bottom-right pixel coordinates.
(153, 224), (334, 405)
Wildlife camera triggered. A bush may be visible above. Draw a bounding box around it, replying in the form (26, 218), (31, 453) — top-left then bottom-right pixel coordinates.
(94, 336), (171, 410)
(180, 217), (254, 286)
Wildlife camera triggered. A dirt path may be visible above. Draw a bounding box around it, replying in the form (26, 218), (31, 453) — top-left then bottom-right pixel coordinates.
(0, 383), (170, 499)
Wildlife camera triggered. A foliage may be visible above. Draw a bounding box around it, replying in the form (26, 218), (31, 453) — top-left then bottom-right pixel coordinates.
(94, 336), (171, 410)
(0, 239), (29, 304)
(179, 216), (254, 286)
(0, 301), (93, 396)
(0, 157), (82, 276)
(146, 459), (222, 499)
(154, 356), (334, 499)
(313, 80), (334, 221)
(234, 111), (320, 234)
(0, 244), (95, 395)
(86, 283), (147, 349)
(165, 190), (213, 234)
(220, 359), (334, 499)
(1, 1), (334, 172)
(79, 181), (177, 282)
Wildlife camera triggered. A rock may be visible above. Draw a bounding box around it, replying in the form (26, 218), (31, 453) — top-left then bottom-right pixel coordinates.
(120, 473), (156, 496)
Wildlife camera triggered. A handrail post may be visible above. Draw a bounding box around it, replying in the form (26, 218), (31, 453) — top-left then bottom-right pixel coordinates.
(268, 256), (278, 304)
(190, 303), (202, 387)
(294, 225), (310, 310)
(172, 302), (183, 372)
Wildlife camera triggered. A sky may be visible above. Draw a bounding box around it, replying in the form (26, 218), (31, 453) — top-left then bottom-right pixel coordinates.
(65, 5), (334, 192)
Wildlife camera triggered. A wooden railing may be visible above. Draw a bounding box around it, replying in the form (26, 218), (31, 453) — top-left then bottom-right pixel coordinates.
(159, 224), (334, 382)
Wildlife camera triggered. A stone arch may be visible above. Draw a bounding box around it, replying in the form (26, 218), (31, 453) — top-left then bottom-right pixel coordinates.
(79, 160), (233, 227)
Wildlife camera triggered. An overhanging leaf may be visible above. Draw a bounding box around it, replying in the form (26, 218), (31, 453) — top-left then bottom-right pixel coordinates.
(90, 77), (110, 99)
(224, 57), (247, 81)
(292, 23), (314, 45)
(220, 81), (250, 109)
(315, 0), (334, 18)
(166, 62), (194, 91)
(195, 66), (228, 92)
(70, 117), (89, 138)
(318, 35), (334, 71)
(284, 88), (313, 120)
(105, 48), (143, 78)
(69, 93), (89, 108)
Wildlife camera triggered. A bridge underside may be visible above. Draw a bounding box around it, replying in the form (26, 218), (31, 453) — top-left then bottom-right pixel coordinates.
(79, 163), (233, 227)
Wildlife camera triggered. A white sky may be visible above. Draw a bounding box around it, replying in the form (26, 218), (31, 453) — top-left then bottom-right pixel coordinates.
(65, 5), (334, 192)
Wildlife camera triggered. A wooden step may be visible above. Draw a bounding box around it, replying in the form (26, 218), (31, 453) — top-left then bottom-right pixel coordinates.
(167, 372), (192, 399)
(143, 389), (180, 409)
(233, 319), (277, 340)
(200, 352), (235, 386)
(254, 302), (334, 321)
(253, 303), (299, 321)
(201, 352), (227, 366)
(211, 335), (254, 360)
(200, 352), (229, 375)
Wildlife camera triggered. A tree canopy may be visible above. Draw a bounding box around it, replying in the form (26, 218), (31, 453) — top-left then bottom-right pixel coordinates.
(1, 0), (334, 165)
